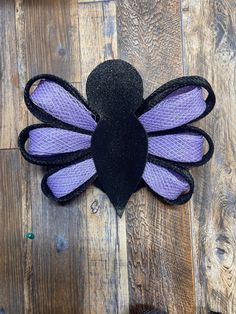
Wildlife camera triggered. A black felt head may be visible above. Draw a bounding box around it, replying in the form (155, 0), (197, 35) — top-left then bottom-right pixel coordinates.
(86, 59), (143, 118)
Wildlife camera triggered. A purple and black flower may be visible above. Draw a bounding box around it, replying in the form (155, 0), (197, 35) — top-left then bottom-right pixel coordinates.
(19, 60), (215, 215)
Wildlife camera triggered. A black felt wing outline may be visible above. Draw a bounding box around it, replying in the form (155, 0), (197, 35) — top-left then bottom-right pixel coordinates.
(18, 124), (92, 166)
(145, 156), (194, 205)
(148, 125), (214, 167)
(24, 74), (98, 135)
(41, 153), (98, 203)
(136, 76), (215, 123)
(135, 76), (215, 204)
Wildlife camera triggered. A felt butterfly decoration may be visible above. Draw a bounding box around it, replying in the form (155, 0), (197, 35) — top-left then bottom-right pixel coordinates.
(18, 60), (215, 217)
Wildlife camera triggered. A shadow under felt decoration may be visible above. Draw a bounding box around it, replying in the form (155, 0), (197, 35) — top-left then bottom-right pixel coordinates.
(18, 59), (215, 217)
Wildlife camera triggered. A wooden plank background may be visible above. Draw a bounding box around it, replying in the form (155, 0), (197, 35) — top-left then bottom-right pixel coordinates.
(0, 0), (235, 313)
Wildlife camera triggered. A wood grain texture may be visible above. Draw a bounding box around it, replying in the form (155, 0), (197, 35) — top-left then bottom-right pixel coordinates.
(79, 0), (109, 3)
(0, 150), (24, 313)
(117, 0), (183, 97)
(16, 3), (86, 310)
(182, 1), (236, 313)
(125, 192), (195, 314)
(85, 187), (129, 314)
(22, 0), (81, 83)
(182, 0), (236, 314)
(27, 164), (90, 313)
(79, 2), (129, 313)
(117, 1), (195, 313)
(78, 1), (117, 94)
(21, 142), (33, 314)
(0, 0), (27, 149)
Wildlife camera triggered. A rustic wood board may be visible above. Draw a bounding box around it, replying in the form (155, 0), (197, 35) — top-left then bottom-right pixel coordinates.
(0, 150), (24, 313)
(78, 1), (118, 94)
(182, 0), (236, 313)
(117, 0), (183, 95)
(79, 0), (107, 3)
(22, 0), (81, 83)
(0, 0), (27, 149)
(117, 1), (195, 313)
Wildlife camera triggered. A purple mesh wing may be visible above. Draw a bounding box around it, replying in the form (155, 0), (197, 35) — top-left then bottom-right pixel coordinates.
(139, 86), (206, 132)
(31, 80), (97, 131)
(143, 162), (190, 200)
(47, 159), (96, 198)
(27, 127), (91, 156)
(148, 133), (204, 163)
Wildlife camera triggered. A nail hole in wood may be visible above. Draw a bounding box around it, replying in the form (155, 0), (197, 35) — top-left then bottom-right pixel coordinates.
(91, 200), (100, 214)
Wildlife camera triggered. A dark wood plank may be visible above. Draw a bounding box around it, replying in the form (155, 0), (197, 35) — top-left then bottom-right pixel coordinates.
(0, 150), (24, 313)
(117, 1), (195, 313)
(182, 0), (236, 313)
(0, 0), (27, 148)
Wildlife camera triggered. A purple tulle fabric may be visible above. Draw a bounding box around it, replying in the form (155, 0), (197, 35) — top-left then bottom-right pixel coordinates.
(28, 80), (206, 201)
(31, 80), (97, 131)
(28, 128), (91, 155)
(148, 133), (204, 162)
(139, 86), (206, 132)
(47, 159), (96, 198)
(143, 162), (190, 200)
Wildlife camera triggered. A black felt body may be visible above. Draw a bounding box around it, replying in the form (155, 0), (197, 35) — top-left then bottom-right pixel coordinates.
(87, 60), (148, 216)
(85, 60), (147, 216)
(91, 115), (147, 217)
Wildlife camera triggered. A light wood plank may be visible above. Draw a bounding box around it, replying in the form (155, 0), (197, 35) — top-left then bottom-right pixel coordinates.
(79, 1), (118, 93)
(117, 1), (195, 313)
(117, 0), (183, 97)
(0, 0), (27, 149)
(86, 187), (129, 314)
(182, 0), (236, 313)
(79, 2), (129, 313)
